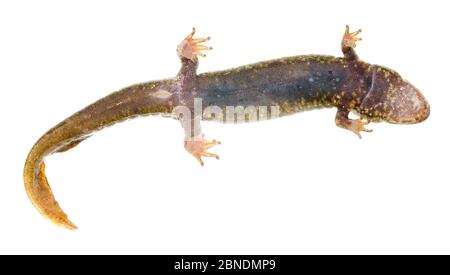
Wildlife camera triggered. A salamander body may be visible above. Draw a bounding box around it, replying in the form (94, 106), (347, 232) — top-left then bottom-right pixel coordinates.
(24, 26), (430, 229)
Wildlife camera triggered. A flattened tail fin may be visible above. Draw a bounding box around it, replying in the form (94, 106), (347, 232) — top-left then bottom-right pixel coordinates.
(24, 158), (78, 230)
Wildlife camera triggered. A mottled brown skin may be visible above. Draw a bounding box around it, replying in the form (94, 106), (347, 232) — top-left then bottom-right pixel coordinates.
(23, 26), (430, 229)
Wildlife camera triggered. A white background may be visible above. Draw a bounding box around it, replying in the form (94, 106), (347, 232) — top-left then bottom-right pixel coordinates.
(0, 0), (449, 254)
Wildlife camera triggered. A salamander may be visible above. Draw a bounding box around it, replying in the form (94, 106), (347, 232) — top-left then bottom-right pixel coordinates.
(23, 26), (430, 229)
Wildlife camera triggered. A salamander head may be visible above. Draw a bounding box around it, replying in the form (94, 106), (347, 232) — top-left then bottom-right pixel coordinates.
(359, 65), (430, 124)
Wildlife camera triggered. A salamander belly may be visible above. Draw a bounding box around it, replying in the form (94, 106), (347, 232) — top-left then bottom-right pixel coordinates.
(197, 55), (349, 121)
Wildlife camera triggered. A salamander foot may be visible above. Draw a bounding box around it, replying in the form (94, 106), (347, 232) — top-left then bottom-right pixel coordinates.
(337, 117), (372, 139)
(184, 134), (221, 166)
(342, 25), (362, 49)
(177, 27), (212, 61)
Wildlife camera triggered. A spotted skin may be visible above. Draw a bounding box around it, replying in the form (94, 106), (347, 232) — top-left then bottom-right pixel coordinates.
(24, 26), (429, 229)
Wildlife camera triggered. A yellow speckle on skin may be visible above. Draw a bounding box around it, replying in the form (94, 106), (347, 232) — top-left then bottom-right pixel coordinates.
(145, 83), (156, 89)
(300, 98), (306, 106)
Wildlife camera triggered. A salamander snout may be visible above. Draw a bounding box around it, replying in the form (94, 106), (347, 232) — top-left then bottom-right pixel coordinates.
(384, 81), (430, 124)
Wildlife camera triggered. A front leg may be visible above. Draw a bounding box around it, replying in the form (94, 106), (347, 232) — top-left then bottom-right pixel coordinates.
(341, 25), (362, 61)
(175, 28), (220, 165)
(335, 108), (372, 139)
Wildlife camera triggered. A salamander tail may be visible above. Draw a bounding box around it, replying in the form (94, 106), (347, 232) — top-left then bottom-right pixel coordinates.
(24, 157), (78, 230)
